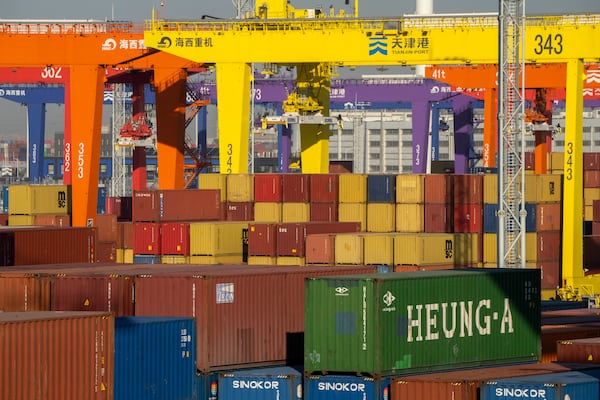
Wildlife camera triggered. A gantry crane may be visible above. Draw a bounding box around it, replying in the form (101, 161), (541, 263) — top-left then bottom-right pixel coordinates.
(144, 0), (600, 293)
(0, 21), (203, 226)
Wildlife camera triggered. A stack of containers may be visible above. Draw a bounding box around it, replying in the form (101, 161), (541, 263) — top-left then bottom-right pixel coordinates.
(282, 174), (311, 222)
(225, 174), (254, 221)
(395, 174), (425, 233)
(309, 174), (339, 222)
(247, 221), (278, 264)
(95, 213), (119, 263)
(337, 174), (367, 230)
(7, 184), (70, 226)
(366, 174), (396, 232)
(423, 174), (453, 233)
(132, 189), (222, 264)
(584, 152), (600, 227)
(453, 174), (483, 267)
(115, 221), (135, 263)
(253, 173), (283, 222)
(189, 221), (249, 264)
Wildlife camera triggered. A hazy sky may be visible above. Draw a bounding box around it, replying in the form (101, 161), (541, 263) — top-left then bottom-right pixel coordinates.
(1, 0), (600, 138)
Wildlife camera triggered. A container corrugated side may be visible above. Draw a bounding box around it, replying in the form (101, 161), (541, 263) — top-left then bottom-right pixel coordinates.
(367, 175), (396, 203)
(453, 174), (483, 205)
(198, 173), (228, 202)
(396, 174), (425, 204)
(310, 174), (339, 203)
(0, 311), (114, 400)
(0, 272), (51, 311)
(282, 174), (310, 202)
(282, 202), (310, 222)
(338, 203), (366, 230)
(334, 233), (364, 265)
(557, 337), (600, 364)
(366, 203), (395, 232)
(190, 221), (248, 256)
(254, 202), (282, 223)
(393, 233), (457, 266)
(535, 174), (562, 203)
(114, 317), (196, 400)
(306, 374), (390, 400)
(133, 189), (222, 222)
(8, 184), (70, 215)
(395, 203), (424, 232)
(133, 222), (161, 255)
(481, 371), (600, 400)
(161, 222), (191, 255)
(218, 366), (302, 400)
(339, 174), (367, 203)
(226, 174), (254, 202)
(363, 233), (394, 266)
(12, 226), (96, 265)
(248, 223), (277, 256)
(304, 269), (541, 376)
(254, 174), (283, 202)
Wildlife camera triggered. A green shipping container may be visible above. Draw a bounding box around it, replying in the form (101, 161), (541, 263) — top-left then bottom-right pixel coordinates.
(304, 269), (541, 376)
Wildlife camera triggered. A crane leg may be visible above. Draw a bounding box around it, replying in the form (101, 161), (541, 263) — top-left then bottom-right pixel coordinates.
(70, 65), (104, 227)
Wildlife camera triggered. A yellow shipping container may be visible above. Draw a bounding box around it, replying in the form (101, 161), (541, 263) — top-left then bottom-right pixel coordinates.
(339, 174), (367, 203)
(116, 248), (134, 264)
(483, 174), (498, 204)
(338, 203), (366, 230)
(363, 233), (394, 265)
(483, 232), (537, 264)
(334, 233), (364, 265)
(8, 184), (70, 215)
(454, 233), (481, 266)
(247, 255), (277, 265)
(161, 255), (189, 264)
(396, 174), (425, 204)
(282, 202), (310, 222)
(198, 173), (228, 202)
(536, 174), (562, 203)
(524, 174), (537, 203)
(190, 221), (248, 256)
(394, 233), (456, 266)
(367, 203), (395, 232)
(585, 205), (594, 221)
(549, 152), (564, 171)
(276, 256), (305, 266)
(254, 202), (282, 222)
(226, 174), (254, 202)
(395, 203), (424, 232)
(189, 255), (243, 264)
(8, 214), (36, 226)
(584, 188), (600, 205)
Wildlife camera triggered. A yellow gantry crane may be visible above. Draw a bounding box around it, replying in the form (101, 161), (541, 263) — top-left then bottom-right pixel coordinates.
(144, 1), (600, 297)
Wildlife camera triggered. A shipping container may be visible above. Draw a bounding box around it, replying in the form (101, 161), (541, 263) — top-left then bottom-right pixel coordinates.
(0, 311), (114, 400)
(114, 317), (196, 400)
(198, 173), (228, 202)
(190, 221), (248, 258)
(367, 175), (396, 203)
(396, 174), (425, 204)
(161, 222), (191, 255)
(282, 202), (311, 222)
(483, 173), (498, 204)
(424, 203), (453, 233)
(483, 203), (537, 233)
(304, 269), (541, 376)
(542, 323), (600, 363)
(8, 184), (70, 215)
(306, 374), (390, 400)
(133, 189), (222, 222)
(305, 233), (336, 265)
(254, 202), (282, 223)
(334, 233), (364, 265)
(105, 196), (133, 221)
(395, 203), (424, 232)
(453, 203), (483, 233)
(218, 366), (303, 400)
(96, 213), (118, 242)
(557, 337), (600, 364)
(133, 264), (376, 372)
(277, 222), (361, 257)
(254, 174), (283, 202)
(363, 233), (394, 266)
(0, 230), (14, 266)
(248, 223), (278, 257)
(133, 222), (161, 255)
(534, 174), (563, 203)
(310, 202), (338, 222)
(453, 174), (484, 204)
(390, 362), (600, 400)
(194, 371), (219, 400)
(537, 231), (561, 261)
(310, 174), (339, 203)
(481, 371), (600, 400)
(226, 202), (254, 221)
(338, 203), (366, 230)
(393, 233), (458, 266)
(584, 170), (600, 188)
(424, 174), (453, 204)
(366, 203), (395, 232)
(584, 152), (600, 170)
(282, 174), (310, 203)
(0, 271), (51, 311)
(118, 221), (135, 249)
(226, 174), (254, 202)
(339, 174), (367, 203)
(96, 240), (117, 263)
(33, 214), (71, 227)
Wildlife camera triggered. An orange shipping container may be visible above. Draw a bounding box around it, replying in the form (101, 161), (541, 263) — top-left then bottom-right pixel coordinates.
(0, 311), (114, 400)
(305, 233), (336, 265)
(33, 214), (71, 227)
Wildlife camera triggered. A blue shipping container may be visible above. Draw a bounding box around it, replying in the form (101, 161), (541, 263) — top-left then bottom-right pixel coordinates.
(194, 371), (219, 400)
(306, 374), (390, 400)
(367, 175), (396, 203)
(483, 203), (536, 233)
(114, 317), (196, 400)
(218, 366), (302, 400)
(133, 254), (162, 264)
(482, 371), (600, 400)
(2, 186), (8, 213)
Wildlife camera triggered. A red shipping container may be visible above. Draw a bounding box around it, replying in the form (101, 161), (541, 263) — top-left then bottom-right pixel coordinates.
(310, 202), (338, 222)
(536, 202), (562, 231)
(453, 203), (482, 233)
(584, 170), (600, 188)
(309, 174), (339, 203)
(11, 226), (96, 265)
(105, 196), (132, 221)
(0, 213), (8, 226)
(282, 174), (310, 202)
(248, 223), (278, 256)
(424, 174), (453, 204)
(453, 174), (483, 204)
(50, 272), (134, 316)
(254, 174), (283, 202)
(424, 203), (453, 233)
(95, 240), (117, 263)
(96, 213), (118, 242)
(161, 222), (190, 255)
(542, 323), (600, 362)
(0, 272), (51, 311)
(276, 222), (361, 257)
(118, 221), (135, 249)
(226, 202), (254, 221)
(305, 233), (336, 264)
(594, 222), (600, 235)
(33, 214), (71, 227)
(594, 200), (600, 222)
(537, 261), (560, 290)
(537, 231), (561, 261)
(557, 337), (600, 364)
(524, 151), (535, 170)
(133, 189), (222, 222)
(133, 222), (161, 255)
(584, 152), (600, 170)
(132, 264), (376, 372)
(0, 311), (114, 400)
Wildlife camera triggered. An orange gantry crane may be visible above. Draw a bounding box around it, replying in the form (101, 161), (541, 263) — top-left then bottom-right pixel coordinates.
(425, 63), (600, 173)
(0, 21), (203, 226)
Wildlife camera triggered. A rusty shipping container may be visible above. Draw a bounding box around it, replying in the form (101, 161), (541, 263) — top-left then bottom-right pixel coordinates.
(117, 221), (134, 249)
(254, 173), (283, 202)
(0, 271), (51, 311)
(248, 223), (278, 256)
(453, 174), (483, 204)
(132, 264), (376, 372)
(96, 213), (118, 243)
(6, 226), (96, 265)
(424, 174), (454, 204)
(557, 337), (600, 364)
(309, 174), (339, 203)
(132, 189), (222, 222)
(0, 311), (114, 400)
(276, 222), (361, 257)
(282, 174), (310, 202)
